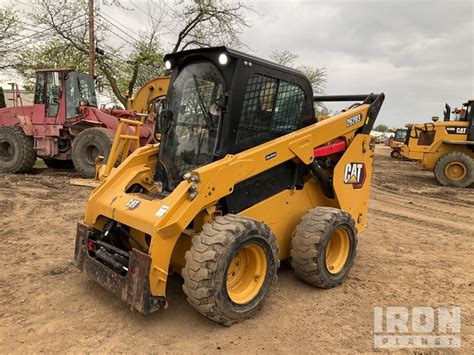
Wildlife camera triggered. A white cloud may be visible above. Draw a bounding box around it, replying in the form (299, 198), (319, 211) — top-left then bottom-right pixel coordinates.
(240, 0), (474, 127)
(1, 0), (472, 127)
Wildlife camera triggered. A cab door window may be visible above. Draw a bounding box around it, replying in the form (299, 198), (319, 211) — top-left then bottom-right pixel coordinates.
(45, 72), (62, 117)
(34, 72), (46, 104)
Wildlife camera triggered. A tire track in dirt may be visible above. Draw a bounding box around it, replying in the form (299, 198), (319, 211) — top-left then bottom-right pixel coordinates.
(369, 206), (470, 236)
(371, 186), (473, 223)
(0, 148), (473, 352)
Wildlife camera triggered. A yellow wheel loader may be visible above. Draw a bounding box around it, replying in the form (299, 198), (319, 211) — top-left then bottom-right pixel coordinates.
(401, 100), (474, 187)
(389, 128), (407, 158)
(74, 46), (385, 325)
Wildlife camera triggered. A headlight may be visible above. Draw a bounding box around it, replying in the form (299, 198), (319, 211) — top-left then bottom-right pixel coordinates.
(218, 53), (229, 65)
(164, 60), (173, 70)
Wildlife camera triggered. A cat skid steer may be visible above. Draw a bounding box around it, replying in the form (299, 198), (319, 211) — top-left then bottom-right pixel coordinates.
(74, 47), (384, 325)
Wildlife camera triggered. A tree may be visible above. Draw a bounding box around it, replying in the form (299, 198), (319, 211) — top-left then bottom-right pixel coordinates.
(269, 50), (298, 67)
(270, 49), (326, 94)
(9, 0), (253, 106)
(375, 124), (388, 132)
(14, 41), (89, 89)
(0, 7), (20, 70)
(171, 0), (253, 53)
(270, 50), (327, 116)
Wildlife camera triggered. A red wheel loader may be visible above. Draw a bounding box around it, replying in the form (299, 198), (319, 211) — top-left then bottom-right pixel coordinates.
(0, 69), (155, 178)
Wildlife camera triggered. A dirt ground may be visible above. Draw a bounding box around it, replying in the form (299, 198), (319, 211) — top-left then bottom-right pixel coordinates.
(0, 145), (472, 353)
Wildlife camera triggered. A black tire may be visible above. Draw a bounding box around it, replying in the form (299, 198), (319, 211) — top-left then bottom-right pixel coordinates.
(0, 126), (36, 173)
(433, 152), (474, 188)
(182, 214), (279, 326)
(43, 159), (74, 169)
(291, 207), (357, 288)
(72, 127), (114, 178)
(390, 149), (401, 159)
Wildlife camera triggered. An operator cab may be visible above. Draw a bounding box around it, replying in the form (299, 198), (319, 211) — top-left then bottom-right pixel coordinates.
(156, 46), (315, 191)
(33, 69), (97, 121)
(443, 100), (474, 140)
(393, 128), (407, 142)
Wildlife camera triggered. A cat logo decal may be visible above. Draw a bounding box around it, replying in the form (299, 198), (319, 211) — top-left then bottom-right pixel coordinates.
(343, 163), (366, 189)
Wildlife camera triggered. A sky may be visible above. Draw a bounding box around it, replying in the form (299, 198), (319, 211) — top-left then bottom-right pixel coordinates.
(1, 0), (473, 128)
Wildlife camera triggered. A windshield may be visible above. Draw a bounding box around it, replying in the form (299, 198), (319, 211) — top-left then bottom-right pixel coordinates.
(65, 72), (98, 118)
(394, 129), (407, 141)
(160, 62), (224, 189)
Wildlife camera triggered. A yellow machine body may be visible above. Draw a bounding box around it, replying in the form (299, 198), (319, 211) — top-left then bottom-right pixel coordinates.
(401, 120), (473, 169)
(126, 77), (170, 113)
(78, 104), (376, 299)
(74, 47), (385, 317)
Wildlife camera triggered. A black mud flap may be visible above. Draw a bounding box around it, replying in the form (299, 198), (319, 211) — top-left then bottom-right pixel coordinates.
(73, 222), (166, 314)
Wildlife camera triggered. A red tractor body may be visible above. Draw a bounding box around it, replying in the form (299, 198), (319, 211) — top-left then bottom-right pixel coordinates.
(0, 69), (154, 177)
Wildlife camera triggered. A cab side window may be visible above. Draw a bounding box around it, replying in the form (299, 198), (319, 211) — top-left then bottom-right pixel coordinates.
(235, 73), (305, 149)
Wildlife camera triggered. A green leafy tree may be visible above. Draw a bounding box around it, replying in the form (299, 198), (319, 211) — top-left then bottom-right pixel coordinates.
(9, 0), (253, 106)
(375, 124), (389, 132)
(14, 41), (89, 89)
(0, 6), (20, 70)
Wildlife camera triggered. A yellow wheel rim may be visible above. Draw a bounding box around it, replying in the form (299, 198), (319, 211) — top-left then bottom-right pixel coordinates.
(445, 162), (467, 181)
(226, 243), (267, 304)
(325, 227), (350, 274)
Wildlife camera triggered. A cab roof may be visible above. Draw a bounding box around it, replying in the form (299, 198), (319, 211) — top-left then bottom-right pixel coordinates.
(163, 46), (309, 83)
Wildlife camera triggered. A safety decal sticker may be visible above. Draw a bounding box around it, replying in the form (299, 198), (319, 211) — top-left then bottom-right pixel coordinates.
(156, 205), (170, 218)
(125, 198), (141, 210)
(265, 152), (277, 160)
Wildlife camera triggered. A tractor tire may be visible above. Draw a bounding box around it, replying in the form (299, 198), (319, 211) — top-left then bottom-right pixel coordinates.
(0, 126), (36, 173)
(72, 127), (114, 178)
(182, 214), (279, 326)
(390, 149), (401, 159)
(434, 152), (474, 188)
(291, 207), (357, 288)
(43, 159), (74, 169)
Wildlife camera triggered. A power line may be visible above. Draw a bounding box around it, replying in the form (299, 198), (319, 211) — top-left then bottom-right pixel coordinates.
(10, 14), (87, 44)
(97, 13), (139, 43)
(96, 20), (135, 47)
(1, 22), (88, 54)
(100, 12), (140, 38)
(157, 0), (175, 15)
(129, 0), (149, 17)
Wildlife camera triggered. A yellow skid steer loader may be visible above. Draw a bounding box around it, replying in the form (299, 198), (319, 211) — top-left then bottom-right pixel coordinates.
(74, 47), (385, 325)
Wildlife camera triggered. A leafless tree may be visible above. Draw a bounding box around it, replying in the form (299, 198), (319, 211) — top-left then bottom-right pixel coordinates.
(270, 49), (327, 94)
(171, 0), (253, 53)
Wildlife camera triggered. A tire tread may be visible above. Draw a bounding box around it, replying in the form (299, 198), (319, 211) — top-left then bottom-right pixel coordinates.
(434, 151), (474, 188)
(182, 214), (279, 326)
(291, 207), (356, 288)
(0, 126), (36, 173)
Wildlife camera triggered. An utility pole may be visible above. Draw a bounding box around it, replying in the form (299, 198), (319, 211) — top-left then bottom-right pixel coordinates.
(88, 0), (95, 76)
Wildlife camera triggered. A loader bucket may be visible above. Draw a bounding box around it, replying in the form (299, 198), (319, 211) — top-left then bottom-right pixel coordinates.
(73, 222), (166, 314)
